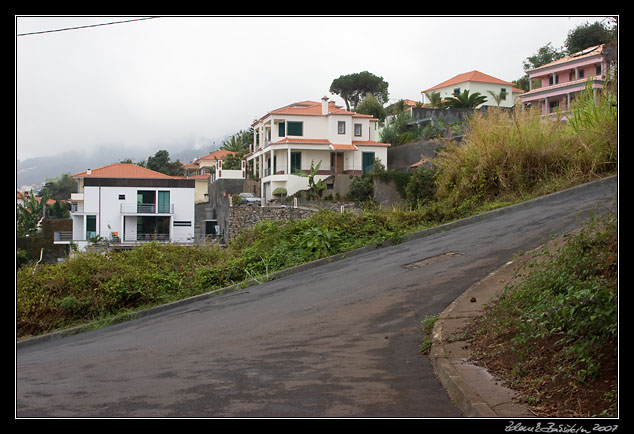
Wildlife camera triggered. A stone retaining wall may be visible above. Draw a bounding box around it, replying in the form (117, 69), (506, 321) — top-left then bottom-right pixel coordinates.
(227, 205), (317, 241)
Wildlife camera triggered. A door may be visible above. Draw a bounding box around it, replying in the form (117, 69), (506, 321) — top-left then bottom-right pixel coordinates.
(336, 153), (344, 174)
(290, 152), (301, 174)
(362, 152), (375, 174)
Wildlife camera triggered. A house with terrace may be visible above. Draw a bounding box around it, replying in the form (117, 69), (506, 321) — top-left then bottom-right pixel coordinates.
(54, 163), (195, 251)
(519, 44), (608, 115)
(247, 97), (390, 202)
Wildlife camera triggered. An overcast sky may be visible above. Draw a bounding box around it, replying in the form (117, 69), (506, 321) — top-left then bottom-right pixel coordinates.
(15, 15), (612, 162)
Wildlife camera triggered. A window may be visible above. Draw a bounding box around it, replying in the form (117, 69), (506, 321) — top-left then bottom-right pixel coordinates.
(500, 88), (507, 101)
(579, 69), (585, 78)
(453, 88), (460, 95)
(596, 65), (602, 76)
(278, 122), (285, 137)
(354, 124), (362, 137)
(158, 191), (170, 213)
(118, 194), (125, 200)
(174, 221), (191, 226)
(338, 121), (346, 134)
(287, 121), (303, 136)
(86, 215), (96, 239)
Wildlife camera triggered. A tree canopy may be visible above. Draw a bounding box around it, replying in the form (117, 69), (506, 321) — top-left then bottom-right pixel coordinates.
(444, 90), (487, 108)
(565, 20), (614, 54)
(139, 150), (185, 176)
(329, 71), (389, 111)
(355, 93), (387, 121)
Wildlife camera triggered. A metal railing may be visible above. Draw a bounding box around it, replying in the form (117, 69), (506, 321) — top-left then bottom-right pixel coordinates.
(120, 203), (174, 214)
(54, 231), (73, 242)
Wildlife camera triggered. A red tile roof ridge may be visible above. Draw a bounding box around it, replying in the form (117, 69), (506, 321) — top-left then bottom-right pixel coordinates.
(72, 163), (176, 179)
(422, 70), (514, 93)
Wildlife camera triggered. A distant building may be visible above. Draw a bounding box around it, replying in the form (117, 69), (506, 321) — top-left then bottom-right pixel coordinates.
(519, 44), (608, 115)
(421, 70), (521, 108)
(247, 97), (390, 202)
(55, 163), (195, 251)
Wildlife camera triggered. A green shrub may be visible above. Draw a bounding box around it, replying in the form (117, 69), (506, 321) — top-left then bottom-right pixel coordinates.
(347, 175), (373, 203)
(484, 213), (617, 383)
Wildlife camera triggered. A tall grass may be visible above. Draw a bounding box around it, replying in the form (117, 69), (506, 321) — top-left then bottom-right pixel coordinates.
(434, 83), (617, 208)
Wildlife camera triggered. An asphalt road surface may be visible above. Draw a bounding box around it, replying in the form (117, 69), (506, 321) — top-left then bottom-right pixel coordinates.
(16, 177), (617, 418)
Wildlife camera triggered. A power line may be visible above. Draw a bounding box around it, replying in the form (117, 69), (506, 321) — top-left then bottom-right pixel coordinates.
(16, 16), (159, 37)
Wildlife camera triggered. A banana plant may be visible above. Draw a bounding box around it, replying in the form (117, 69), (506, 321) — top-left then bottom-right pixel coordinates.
(296, 160), (326, 199)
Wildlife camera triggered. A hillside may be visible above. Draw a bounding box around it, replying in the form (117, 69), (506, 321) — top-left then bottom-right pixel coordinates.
(16, 143), (221, 190)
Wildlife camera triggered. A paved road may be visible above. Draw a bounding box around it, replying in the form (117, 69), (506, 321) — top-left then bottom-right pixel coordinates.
(16, 177), (617, 418)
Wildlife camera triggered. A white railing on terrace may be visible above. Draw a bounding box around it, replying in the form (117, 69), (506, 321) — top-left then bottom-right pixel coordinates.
(120, 203), (174, 214)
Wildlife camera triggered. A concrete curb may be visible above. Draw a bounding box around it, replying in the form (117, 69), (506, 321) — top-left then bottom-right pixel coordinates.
(428, 232), (581, 417)
(17, 176), (616, 349)
(428, 256), (535, 417)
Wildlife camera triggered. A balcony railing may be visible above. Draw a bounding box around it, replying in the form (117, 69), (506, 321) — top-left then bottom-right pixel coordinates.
(120, 203), (174, 214)
(54, 231), (73, 242)
(54, 231), (170, 244)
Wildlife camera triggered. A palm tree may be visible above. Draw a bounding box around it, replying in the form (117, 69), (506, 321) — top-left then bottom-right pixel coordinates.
(424, 91), (446, 109)
(487, 89), (508, 107)
(221, 134), (247, 154)
(444, 90), (488, 108)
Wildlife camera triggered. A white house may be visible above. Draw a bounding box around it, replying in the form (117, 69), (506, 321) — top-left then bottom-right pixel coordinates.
(421, 70), (521, 108)
(55, 163), (195, 251)
(247, 97), (390, 201)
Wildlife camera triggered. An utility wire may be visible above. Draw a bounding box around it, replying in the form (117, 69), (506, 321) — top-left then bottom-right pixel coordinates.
(16, 16), (159, 37)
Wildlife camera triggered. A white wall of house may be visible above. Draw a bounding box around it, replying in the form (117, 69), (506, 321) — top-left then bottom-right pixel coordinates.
(431, 82), (514, 108)
(250, 100), (388, 201)
(74, 185), (195, 246)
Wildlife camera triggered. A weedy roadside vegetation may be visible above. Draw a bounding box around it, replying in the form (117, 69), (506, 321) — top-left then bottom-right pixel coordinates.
(467, 212), (618, 417)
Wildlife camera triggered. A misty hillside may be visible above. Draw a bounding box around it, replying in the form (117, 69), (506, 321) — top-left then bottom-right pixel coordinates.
(16, 144), (223, 191)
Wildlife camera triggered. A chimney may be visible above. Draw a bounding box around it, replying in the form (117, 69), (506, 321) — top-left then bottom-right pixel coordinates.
(321, 96), (329, 115)
(87, 169), (92, 175)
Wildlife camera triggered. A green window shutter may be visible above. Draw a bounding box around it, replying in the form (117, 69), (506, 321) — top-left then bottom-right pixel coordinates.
(287, 121), (303, 136)
(278, 122), (285, 137)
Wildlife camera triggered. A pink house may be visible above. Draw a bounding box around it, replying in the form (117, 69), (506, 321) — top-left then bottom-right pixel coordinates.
(519, 44), (608, 115)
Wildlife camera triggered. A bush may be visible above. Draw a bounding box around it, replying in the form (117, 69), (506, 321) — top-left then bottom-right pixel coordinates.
(405, 166), (436, 206)
(347, 175), (373, 203)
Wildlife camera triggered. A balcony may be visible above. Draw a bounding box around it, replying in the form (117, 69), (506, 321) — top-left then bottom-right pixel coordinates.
(120, 203), (174, 215)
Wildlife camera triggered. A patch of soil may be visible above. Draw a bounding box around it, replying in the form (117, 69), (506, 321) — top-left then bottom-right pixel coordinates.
(464, 318), (618, 418)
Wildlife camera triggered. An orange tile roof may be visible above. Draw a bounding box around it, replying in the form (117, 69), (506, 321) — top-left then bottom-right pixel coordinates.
(330, 144), (358, 151)
(271, 138), (331, 145)
(197, 149), (235, 162)
(422, 70), (514, 93)
(252, 100), (376, 126)
(353, 140), (391, 147)
(72, 163), (175, 179)
(267, 138), (390, 148)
